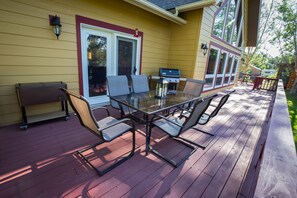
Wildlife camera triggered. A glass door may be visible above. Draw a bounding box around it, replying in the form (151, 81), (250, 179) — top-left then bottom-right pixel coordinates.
(81, 27), (111, 104)
(116, 37), (138, 76)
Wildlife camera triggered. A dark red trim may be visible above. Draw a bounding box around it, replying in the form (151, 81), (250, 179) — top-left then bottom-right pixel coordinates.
(209, 41), (241, 56)
(75, 15), (144, 95)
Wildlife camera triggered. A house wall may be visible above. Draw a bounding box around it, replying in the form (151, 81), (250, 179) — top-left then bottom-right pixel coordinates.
(196, 4), (243, 95)
(168, 10), (203, 78)
(0, 0), (174, 126)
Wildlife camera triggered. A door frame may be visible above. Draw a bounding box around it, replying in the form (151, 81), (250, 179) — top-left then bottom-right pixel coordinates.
(76, 15), (143, 97)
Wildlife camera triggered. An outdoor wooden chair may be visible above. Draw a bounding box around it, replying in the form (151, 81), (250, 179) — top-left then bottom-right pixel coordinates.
(61, 88), (135, 176)
(148, 94), (217, 167)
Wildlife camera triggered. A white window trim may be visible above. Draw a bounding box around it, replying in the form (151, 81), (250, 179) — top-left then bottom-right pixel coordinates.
(215, 50), (228, 88)
(204, 46), (221, 90)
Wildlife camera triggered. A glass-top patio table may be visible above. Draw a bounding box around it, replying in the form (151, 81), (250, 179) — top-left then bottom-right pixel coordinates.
(109, 90), (200, 154)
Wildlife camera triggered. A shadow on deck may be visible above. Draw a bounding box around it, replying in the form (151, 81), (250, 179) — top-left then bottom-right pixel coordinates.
(0, 85), (274, 198)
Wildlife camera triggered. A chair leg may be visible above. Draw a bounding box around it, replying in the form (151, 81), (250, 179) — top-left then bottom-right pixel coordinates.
(77, 129), (135, 176)
(179, 128), (214, 149)
(148, 126), (197, 167)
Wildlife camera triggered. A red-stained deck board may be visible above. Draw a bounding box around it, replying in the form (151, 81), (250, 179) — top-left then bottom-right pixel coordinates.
(0, 86), (274, 198)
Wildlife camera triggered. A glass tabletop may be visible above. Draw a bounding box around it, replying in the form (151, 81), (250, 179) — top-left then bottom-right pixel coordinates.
(110, 90), (200, 115)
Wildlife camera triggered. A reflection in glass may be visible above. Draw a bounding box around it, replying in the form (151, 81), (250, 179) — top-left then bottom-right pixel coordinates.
(232, 1), (242, 46)
(232, 58), (238, 74)
(217, 52), (227, 74)
(87, 34), (107, 97)
(224, 76), (230, 84)
(207, 48), (219, 74)
(216, 77), (223, 86)
(117, 37), (136, 76)
(205, 78), (214, 89)
(224, 0), (237, 42)
(213, 5), (227, 38)
(225, 55), (233, 74)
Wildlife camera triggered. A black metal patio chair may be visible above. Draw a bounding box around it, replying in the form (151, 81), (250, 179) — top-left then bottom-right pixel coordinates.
(181, 90), (235, 136)
(130, 75), (150, 93)
(148, 94), (217, 167)
(106, 75), (136, 118)
(61, 88), (135, 176)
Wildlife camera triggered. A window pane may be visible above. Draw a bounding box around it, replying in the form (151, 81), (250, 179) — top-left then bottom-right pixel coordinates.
(232, 1), (242, 46)
(207, 48), (219, 74)
(225, 55), (233, 74)
(216, 77), (223, 86)
(224, 0), (238, 42)
(87, 34), (107, 97)
(224, 76), (230, 84)
(204, 78), (214, 89)
(213, 5), (227, 38)
(217, 52), (227, 74)
(238, 28), (243, 48)
(232, 58), (239, 74)
(230, 75), (235, 83)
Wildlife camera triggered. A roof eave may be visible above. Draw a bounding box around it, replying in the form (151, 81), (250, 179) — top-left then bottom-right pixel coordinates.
(246, 0), (261, 47)
(175, 0), (216, 13)
(123, 0), (187, 25)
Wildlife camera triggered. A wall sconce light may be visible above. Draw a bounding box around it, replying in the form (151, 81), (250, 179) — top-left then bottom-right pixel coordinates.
(201, 43), (208, 56)
(216, 0), (223, 7)
(134, 28), (139, 37)
(49, 15), (62, 39)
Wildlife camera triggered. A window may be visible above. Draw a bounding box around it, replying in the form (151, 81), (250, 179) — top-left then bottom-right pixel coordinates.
(204, 48), (220, 89)
(215, 51), (227, 87)
(204, 45), (239, 91)
(212, 0), (243, 48)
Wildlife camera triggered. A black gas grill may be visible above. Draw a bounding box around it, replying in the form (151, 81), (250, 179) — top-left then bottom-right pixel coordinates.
(159, 68), (180, 91)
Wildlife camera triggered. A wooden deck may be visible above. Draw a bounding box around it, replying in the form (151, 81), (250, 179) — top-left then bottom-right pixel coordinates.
(0, 85), (274, 198)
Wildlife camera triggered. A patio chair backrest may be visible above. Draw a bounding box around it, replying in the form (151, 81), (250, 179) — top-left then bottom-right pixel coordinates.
(181, 94), (217, 133)
(131, 75), (150, 93)
(210, 90), (235, 118)
(106, 75), (130, 109)
(61, 88), (102, 139)
(183, 78), (205, 97)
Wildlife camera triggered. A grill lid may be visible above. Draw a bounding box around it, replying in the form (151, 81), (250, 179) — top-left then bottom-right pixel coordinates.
(159, 68), (180, 78)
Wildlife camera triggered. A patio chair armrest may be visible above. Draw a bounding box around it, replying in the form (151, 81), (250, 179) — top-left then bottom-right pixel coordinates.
(152, 114), (183, 127)
(99, 118), (135, 131)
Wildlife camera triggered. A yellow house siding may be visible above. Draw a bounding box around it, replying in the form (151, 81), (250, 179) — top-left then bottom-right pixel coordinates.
(0, 0), (172, 126)
(168, 10), (202, 78)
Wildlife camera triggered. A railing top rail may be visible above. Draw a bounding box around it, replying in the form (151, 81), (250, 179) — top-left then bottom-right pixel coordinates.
(254, 80), (297, 198)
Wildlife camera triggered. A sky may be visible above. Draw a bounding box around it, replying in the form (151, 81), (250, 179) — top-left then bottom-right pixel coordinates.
(258, 0), (281, 57)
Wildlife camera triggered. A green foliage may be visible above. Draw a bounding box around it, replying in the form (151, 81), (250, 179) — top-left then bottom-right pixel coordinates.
(286, 91), (297, 150)
(271, 0), (297, 63)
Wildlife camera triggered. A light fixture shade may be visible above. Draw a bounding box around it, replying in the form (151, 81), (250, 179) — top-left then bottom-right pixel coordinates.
(201, 43), (208, 56)
(49, 15), (62, 39)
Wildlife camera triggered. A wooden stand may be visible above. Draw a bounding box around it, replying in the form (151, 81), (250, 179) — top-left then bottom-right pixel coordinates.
(16, 82), (69, 130)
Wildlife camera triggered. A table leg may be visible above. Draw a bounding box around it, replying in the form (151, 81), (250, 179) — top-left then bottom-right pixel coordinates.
(145, 114), (150, 155)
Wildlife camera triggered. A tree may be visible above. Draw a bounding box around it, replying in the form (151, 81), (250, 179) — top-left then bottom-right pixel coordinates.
(271, 0), (297, 93)
(242, 0), (275, 72)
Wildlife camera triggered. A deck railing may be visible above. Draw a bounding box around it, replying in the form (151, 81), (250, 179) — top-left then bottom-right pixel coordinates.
(252, 76), (278, 91)
(253, 80), (297, 197)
